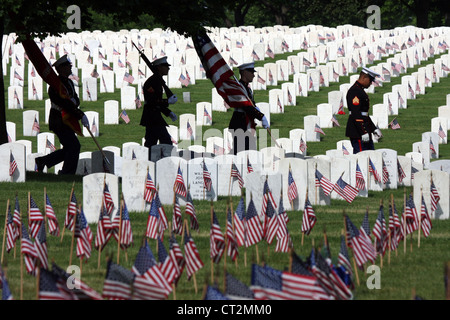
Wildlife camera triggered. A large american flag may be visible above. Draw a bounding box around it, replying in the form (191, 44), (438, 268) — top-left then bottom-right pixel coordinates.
(173, 165), (187, 198)
(29, 194), (44, 238)
(193, 31), (255, 110)
(245, 199), (263, 247)
(315, 169), (334, 196)
(45, 193), (60, 236)
(184, 229), (204, 280)
(302, 198), (316, 236)
(38, 268), (67, 300)
(102, 260), (135, 300)
(132, 240), (171, 299)
(334, 176), (358, 204)
(210, 210), (225, 264)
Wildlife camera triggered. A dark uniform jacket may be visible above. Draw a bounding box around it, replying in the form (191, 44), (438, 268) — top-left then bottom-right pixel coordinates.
(228, 80), (264, 131)
(140, 74), (172, 127)
(345, 81), (377, 140)
(48, 76), (84, 133)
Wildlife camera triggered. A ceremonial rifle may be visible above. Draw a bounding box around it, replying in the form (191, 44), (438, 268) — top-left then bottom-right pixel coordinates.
(131, 41), (175, 99)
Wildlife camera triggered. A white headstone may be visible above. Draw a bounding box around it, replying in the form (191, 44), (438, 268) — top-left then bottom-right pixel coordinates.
(104, 100), (119, 125)
(156, 156), (188, 206)
(187, 157), (218, 201)
(23, 110), (40, 137)
(0, 142), (26, 182)
(83, 111), (100, 137)
(121, 159), (155, 212)
(83, 173), (119, 223)
(413, 170), (449, 220)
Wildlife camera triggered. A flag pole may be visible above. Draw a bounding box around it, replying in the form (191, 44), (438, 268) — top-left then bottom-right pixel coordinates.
(418, 187), (423, 248)
(210, 200), (214, 285)
(117, 194), (124, 264)
(61, 181), (75, 243)
(69, 206), (78, 266)
(1, 199), (9, 265)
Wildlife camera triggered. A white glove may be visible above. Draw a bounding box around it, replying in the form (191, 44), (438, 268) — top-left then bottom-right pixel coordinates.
(261, 116), (270, 129)
(361, 133), (370, 142)
(81, 115), (90, 128)
(168, 95), (178, 104)
(169, 111), (177, 122)
(374, 129), (382, 137)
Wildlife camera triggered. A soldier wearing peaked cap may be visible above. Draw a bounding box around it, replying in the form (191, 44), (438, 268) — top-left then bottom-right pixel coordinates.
(229, 62), (269, 154)
(35, 55), (89, 174)
(345, 67), (382, 153)
(140, 56), (178, 153)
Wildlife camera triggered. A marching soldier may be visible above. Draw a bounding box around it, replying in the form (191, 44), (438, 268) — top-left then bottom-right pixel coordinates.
(35, 55), (89, 174)
(229, 62), (269, 154)
(345, 67), (382, 153)
(140, 56), (178, 151)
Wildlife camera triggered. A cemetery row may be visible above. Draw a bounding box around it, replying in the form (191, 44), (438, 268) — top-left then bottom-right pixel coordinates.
(2, 140), (449, 223)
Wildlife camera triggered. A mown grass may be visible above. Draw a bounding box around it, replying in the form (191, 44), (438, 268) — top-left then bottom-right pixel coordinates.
(1, 42), (450, 301)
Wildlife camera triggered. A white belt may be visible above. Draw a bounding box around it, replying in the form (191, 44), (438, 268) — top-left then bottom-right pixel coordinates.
(349, 111), (368, 116)
(234, 108), (245, 113)
(51, 102), (62, 111)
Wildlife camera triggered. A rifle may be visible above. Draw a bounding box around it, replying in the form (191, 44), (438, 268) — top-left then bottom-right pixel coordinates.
(131, 41), (175, 99)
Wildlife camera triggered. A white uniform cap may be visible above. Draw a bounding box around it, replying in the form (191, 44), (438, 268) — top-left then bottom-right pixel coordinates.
(238, 62), (256, 72)
(362, 66), (380, 79)
(52, 55), (71, 68)
(153, 56), (171, 66)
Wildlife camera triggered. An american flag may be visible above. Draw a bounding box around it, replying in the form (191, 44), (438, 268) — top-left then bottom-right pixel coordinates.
(45, 193), (60, 236)
(368, 158), (381, 183)
(32, 116), (40, 134)
(9, 152), (18, 176)
(132, 240), (171, 299)
(266, 45), (274, 59)
(301, 198), (316, 236)
(38, 268), (67, 300)
(202, 161), (212, 192)
(210, 210), (225, 263)
(120, 110), (130, 124)
(157, 237), (178, 285)
(420, 195), (432, 238)
(155, 192), (169, 236)
(29, 194), (44, 238)
(309, 249), (352, 300)
(179, 73), (190, 87)
(247, 156), (254, 173)
(382, 159), (390, 184)
(76, 207), (92, 262)
(389, 203), (402, 251)
(46, 138), (56, 152)
(13, 196), (21, 230)
(275, 204), (291, 253)
(21, 224), (37, 275)
(334, 176), (358, 204)
(315, 169), (334, 196)
(397, 159), (406, 183)
(257, 74), (265, 85)
(169, 232), (185, 283)
(123, 72), (134, 84)
(103, 183), (115, 215)
(5, 204), (17, 253)
(234, 197), (246, 247)
(102, 260), (135, 300)
(251, 263), (330, 300)
(204, 285), (229, 300)
(135, 95), (142, 109)
(404, 194), (419, 235)
(262, 196), (278, 245)
(245, 199), (263, 247)
(1, 268), (13, 300)
(94, 204), (114, 251)
(14, 70), (23, 81)
(355, 163), (366, 191)
(338, 235), (352, 274)
(184, 229), (204, 280)
(261, 179), (277, 217)
(429, 138), (436, 155)
(224, 272), (254, 300)
(251, 50), (260, 60)
(372, 205), (388, 256)
(144, 171), (156, 202)
(34, 222), (48, 270)
(172, 195), (182, 235)
(430, 180), (440, 214)
(186, 121), (193, 140)
(299, 137), (307, 153)
(173, 165), (187, 198)
(231, 162), (244, 189)
(314, 123), (325, 135)
(65, 191), (77, 231)
(203, 107), (212, 124)
(90, 117), (97, 135)
(14, 89), (21, 108)
(115, 199), (133, 249)
(146, 198), (161, 239)
(287, 168), (298, 203)
(185, 191), (199, 232)
(226, 207), (239, 261)
(102, 62), (113, 71)
(303, 57), (311, 67)
(193, 32), (256, 110)
(345, 215), (368, 268)
(331, 115), (340, 127)
(438, 124), (446, 140)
